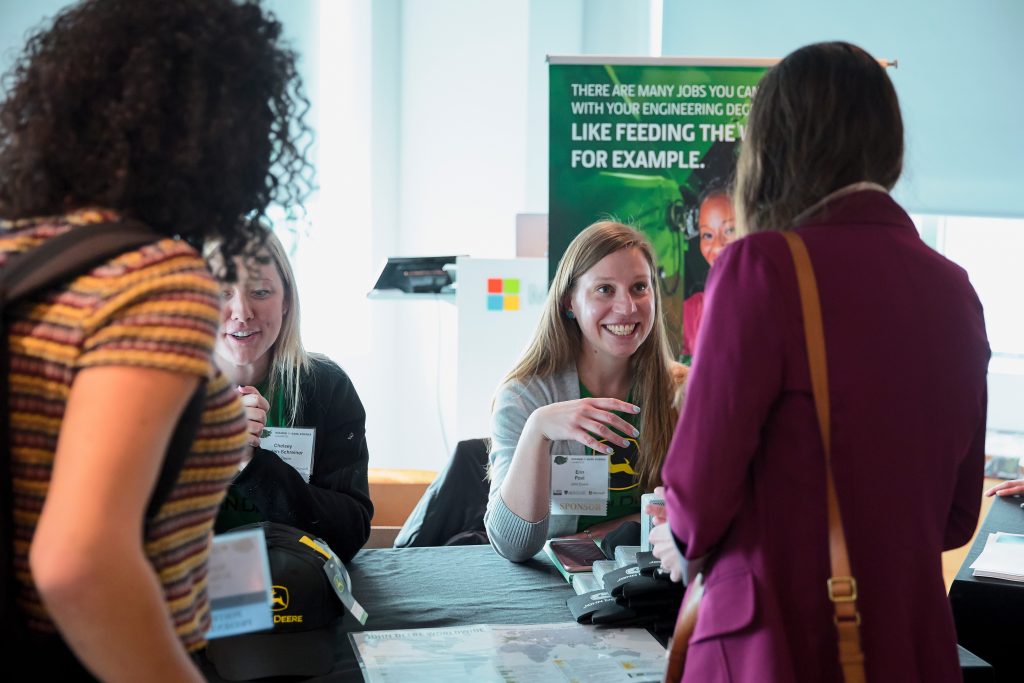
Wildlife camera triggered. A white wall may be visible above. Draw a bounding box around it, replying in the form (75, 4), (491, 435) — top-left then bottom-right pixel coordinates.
(367, 0), (662, 470)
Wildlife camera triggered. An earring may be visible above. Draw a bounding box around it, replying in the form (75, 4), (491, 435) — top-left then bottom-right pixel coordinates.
(565, 310), (575, 320)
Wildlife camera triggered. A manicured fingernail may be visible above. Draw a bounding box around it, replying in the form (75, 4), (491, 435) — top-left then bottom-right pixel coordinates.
(632, 405), (641, 413)
(605, 446), (614, 455)
(632, 428), (640, 437)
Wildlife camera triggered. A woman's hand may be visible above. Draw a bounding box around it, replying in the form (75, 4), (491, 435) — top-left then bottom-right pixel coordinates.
(238, 385), (270, 448)
(647, 486), (684, 583)
(528, 398), (640, 454)
(986, 478), (1024, 497)
(496, 397), (640, 527)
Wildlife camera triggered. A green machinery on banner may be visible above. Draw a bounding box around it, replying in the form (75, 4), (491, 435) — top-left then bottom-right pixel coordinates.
(549, 57), (773, 360)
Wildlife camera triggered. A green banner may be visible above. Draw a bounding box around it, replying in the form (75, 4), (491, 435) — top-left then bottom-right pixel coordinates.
(549, 60), (769, 359)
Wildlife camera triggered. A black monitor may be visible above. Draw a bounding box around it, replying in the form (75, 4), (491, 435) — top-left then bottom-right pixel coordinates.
(371, 256), (460, 294)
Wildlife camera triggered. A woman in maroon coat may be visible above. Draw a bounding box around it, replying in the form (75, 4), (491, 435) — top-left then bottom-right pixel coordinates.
(653, 42), (990, 682)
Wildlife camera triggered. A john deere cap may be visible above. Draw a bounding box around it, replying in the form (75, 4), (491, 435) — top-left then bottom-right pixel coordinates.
(207, 522), (345, 680)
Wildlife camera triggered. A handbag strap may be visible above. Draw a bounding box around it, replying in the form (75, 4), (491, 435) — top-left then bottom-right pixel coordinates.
(782, 231), (866, 683)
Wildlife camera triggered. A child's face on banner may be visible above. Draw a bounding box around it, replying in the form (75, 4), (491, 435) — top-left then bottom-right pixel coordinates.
(699, 193), (736, 266)
(568, 247), (655, 363)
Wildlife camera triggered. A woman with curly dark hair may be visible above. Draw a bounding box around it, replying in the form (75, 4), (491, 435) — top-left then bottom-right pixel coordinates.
(0, 1), (313, 680)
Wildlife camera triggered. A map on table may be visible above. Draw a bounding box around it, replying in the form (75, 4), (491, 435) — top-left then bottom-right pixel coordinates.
(349, 621), (666, 682)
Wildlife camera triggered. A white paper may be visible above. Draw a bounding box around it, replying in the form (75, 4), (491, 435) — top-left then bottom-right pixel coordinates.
(206, 528), (274, 639)
(350, 622), (666, 683)
(550, 453), (608, 516)
(970, 532), (1024, 581)
(262, 427), (316, 482)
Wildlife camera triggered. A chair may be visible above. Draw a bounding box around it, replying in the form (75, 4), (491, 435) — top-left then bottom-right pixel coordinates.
(393, 438), (490, 547)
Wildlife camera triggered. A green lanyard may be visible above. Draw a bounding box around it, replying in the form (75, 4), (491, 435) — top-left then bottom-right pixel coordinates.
(214, 377), (289, 534)
(255, 377), (288, 428)
(578, 381), (637, 444)
(576, 380), (641, 532)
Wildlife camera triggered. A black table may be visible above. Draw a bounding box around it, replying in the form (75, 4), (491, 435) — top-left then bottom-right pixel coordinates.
(204, 545), (578, 682)
(204, 543), (994, 682)
(950, 495), (1024, 683)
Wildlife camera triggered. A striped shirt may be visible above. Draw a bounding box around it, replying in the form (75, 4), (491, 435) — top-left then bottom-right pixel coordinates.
(1, 208), (248, 651)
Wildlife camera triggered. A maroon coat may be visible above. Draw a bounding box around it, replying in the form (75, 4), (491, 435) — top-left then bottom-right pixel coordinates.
(663, 190), (989, 683)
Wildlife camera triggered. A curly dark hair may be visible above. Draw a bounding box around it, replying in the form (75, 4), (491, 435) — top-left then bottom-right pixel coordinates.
(0, 0), (314, 273)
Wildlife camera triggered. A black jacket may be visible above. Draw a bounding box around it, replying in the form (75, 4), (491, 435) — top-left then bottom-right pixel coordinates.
(219, 356), (372, 562)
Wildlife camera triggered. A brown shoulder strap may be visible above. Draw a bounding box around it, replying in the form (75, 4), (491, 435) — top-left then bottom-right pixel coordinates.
(782, 231), (866, 683)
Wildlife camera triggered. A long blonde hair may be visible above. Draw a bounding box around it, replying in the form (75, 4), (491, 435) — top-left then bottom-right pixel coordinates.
(505, 221), (677, 490)
(258, 231), (313, 427)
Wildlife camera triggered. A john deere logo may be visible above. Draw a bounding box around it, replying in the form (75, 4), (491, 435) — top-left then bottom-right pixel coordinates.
(261, 428), (271, 439)
(597, 437), (640, 491)
(553, 456), (568, 465)
(271, 585), (289, 611)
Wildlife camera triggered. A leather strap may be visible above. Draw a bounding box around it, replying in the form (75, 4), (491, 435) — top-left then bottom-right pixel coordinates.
(782, 231), (866, 683)
(663, 570), (703, 682)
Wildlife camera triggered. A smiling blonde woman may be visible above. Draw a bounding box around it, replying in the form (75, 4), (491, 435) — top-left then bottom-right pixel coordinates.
(210, 231), (373, 563)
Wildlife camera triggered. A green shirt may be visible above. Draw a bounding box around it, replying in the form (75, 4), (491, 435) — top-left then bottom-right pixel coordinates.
(575, 381), (641, 532)
(215, 378), (287, 532)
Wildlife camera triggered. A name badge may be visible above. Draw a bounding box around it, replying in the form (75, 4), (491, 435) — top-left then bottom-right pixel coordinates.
(206, 527), (274, 639)
(261, 427), (316, 482)
(550, 453), (608, 516)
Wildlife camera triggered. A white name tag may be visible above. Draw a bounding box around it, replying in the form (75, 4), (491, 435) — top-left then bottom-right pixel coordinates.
(550, 453), (608, 516)
(261, 427), (316, 482)
(206, 528), (274, 639)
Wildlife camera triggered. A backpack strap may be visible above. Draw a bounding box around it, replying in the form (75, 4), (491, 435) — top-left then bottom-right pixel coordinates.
(1, 219), (162, 638)
(0, 219), (160, 304)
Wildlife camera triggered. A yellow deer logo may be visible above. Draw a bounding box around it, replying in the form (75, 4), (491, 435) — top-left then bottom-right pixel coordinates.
(271, 585), (289, 611)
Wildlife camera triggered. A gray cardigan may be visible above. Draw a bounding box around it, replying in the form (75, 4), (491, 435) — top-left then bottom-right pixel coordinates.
(485, 366), (586, 562)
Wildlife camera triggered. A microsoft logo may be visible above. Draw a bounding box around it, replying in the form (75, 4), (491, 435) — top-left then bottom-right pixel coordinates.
(487, 278), (520, 311)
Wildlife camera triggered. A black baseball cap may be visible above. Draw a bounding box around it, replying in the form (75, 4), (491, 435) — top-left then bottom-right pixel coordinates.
(206, 522), (345, 680)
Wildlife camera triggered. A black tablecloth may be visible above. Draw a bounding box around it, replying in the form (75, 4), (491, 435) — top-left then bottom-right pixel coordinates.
(203, 544), (576, 682)
(202, 540), (997, 682)
(950, 495), (1024, 683)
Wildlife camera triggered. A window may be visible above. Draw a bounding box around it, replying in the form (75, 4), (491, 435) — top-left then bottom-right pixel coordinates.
(913, 214), (1024, 436)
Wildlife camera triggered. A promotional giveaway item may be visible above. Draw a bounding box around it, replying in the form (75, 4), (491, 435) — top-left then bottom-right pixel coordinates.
(207, 522), (367, 680)
(567, 559), (683, 630)
(565, 525), (683, 633)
